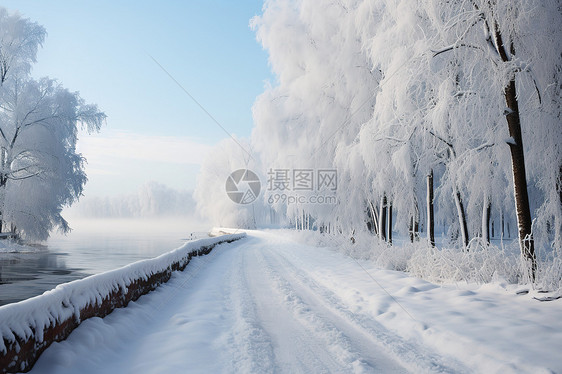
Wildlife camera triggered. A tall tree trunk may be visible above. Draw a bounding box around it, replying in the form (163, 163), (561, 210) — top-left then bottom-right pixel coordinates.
(482, 196), (491, 244)
(427, 170), (435, 247)
(0, 161), (5, 234)
(409, 198), (419, 243)
(556, 164), (562, 251)
(387, 201), (393, 245)
(500, 210), (504, 240)
(367, 200), (379, 235)
(409, 216), (418, 243)
(486, 202), (488, 243)
(379, 195), (387, 242)
(556, 164), (562, 206)
(493, 24), (536, 280)
(453, 186), (469, 249)
(505, 78), (536, 278)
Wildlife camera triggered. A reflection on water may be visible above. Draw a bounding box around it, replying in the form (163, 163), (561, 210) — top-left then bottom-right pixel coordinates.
(0, 218), (210, 306)
(0, 249), (89, 305)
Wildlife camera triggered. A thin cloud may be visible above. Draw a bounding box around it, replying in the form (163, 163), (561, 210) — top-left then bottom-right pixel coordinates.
(78, 130), (214, 167)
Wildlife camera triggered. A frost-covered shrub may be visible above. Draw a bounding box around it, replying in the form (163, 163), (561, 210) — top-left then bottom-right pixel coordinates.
(406, 242), (522, 284)
(536, 254), (562, 292)
(281, 227), (561, 289)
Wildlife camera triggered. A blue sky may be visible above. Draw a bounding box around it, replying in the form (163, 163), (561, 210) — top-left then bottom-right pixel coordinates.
(2, 1), (273, 196)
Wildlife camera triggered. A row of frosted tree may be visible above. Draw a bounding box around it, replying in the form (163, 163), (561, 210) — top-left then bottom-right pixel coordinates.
(72, 182), (196, 218)
(196, 0), (561, 282)
(0, 9), (104, 240)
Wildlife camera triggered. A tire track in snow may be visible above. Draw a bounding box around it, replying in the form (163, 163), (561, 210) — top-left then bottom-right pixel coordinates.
(261, 240), (471, 373)
(240, 238), (408, 373)
(248, 249), (352, 372)
(222, 238), (277, 373)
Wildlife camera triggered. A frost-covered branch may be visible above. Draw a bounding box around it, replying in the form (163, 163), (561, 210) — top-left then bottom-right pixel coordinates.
(428, 130), (456, 158)
(473, 142), (495, 152)
(432, 43), (483, 58)
(8, 169), (41, 180)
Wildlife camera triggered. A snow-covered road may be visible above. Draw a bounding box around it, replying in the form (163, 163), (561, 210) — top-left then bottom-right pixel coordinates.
(29, 231), (561, 373)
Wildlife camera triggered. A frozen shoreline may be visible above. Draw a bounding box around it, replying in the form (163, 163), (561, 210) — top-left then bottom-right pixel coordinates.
(0, 232), (246, 373)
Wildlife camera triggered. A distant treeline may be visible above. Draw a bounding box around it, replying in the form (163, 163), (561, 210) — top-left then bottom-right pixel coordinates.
(73, 182), (196, 218)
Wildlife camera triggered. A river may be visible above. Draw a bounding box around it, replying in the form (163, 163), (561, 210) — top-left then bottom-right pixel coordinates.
(0, 218), (210, 306)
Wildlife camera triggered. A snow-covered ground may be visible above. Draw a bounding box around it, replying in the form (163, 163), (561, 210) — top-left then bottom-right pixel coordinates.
(28, 230), (562, 373)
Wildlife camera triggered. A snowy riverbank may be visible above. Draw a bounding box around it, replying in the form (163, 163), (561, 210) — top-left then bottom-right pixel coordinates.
(0, 232), (245, 373)
(0, 219), (212, 306)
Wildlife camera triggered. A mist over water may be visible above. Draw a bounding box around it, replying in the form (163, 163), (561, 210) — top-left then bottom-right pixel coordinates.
(0, 216), (211, 305)
(50, 217), (212, 265)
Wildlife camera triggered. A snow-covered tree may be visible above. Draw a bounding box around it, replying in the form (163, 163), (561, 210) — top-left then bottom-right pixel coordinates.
(422, 0), (562, 277)
(70, 182), (197, 218)
(195, 0), (561, 285)
(194, 138), (264, 229)
(0, 8), (105, 240)
(0, 8), (45, 86)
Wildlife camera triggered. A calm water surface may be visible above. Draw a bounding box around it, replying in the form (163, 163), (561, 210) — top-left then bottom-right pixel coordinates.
(0, 219), (210, 306)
